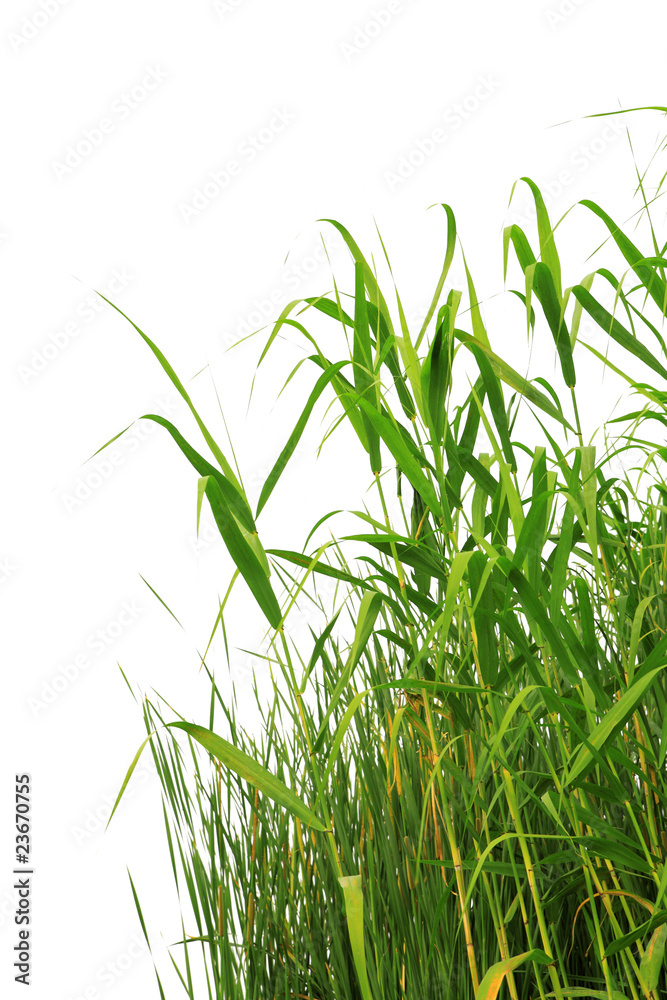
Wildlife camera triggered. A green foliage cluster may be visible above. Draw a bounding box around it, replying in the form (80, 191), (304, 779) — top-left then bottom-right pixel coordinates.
(108, 119), (667, 999)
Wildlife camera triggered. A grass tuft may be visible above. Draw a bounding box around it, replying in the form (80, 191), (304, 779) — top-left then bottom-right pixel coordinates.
(104, 120), (667, 999)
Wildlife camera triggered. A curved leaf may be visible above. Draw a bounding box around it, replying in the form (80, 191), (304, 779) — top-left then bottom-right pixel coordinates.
(168, 722), (329, 832)
(476, 949), (553, 1000)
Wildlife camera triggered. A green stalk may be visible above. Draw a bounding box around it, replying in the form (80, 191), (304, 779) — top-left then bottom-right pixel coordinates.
(503, 767), (565, 1000)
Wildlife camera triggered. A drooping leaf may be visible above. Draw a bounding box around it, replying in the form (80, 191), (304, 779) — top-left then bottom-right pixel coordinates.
(454, 330), (575, 431)
(198, 475), (283, 628)
(571, 284), (667, 381)
(476, 949), (553, 1000)
(580, 199), (667, 313)
(168, 722), (329, 831)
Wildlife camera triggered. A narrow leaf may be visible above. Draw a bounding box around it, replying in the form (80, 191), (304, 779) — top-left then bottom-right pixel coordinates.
(256, 360), (349, 515)
(168, 722), (329, 831)
(199, 475), (282, 628)
(476, 949), (553, 1000)
(338, 875), (373, 1000)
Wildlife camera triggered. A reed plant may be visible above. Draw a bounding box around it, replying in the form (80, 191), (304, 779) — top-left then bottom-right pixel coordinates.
(107, 119), (667, 999)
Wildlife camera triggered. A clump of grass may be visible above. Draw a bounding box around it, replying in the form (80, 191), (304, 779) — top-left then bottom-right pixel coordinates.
(107, 117), (667, 999)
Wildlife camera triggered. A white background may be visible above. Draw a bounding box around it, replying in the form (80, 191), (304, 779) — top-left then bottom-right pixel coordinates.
(2, 1), (667, 997)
